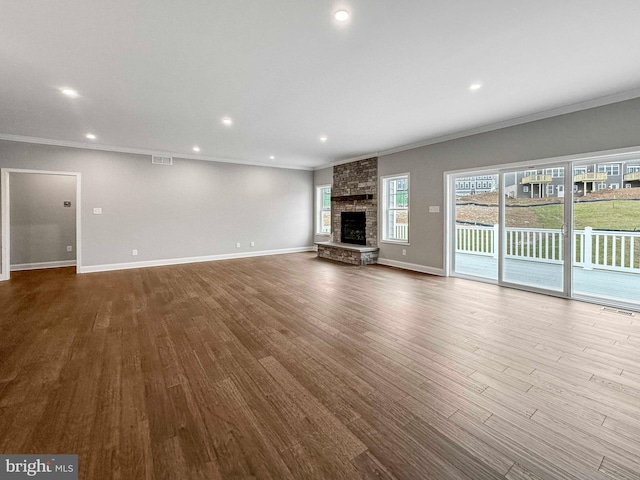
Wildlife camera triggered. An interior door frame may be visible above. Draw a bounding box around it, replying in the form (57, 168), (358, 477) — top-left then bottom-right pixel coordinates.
(497, 162), (573, 298)
(0, 168), (82, 281)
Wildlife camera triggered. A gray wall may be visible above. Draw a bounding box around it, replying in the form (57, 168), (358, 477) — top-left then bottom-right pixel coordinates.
(0, 141), (313, 272)
(314, 97), (640, 272)
(10, 173), (77, 266)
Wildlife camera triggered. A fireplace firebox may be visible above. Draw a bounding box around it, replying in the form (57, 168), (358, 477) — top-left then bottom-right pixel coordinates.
(341, 212), (366, 245)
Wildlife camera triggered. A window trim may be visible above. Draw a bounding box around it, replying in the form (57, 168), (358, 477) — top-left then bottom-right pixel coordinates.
(597, 164), (621, 176)
(315, 184), (331, 236)
(380, 173), (410, 244)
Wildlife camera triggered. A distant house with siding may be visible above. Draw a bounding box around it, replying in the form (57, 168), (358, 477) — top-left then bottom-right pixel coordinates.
(455, 162), (640, 198)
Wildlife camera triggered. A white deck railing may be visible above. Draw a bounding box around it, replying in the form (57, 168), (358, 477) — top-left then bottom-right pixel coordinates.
(456, 224), (640, 272)
(395, 224), (408, 240)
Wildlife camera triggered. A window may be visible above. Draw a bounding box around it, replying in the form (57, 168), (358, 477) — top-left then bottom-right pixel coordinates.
(574, 166), (587, 175)
(547, 185), (555, 195)
(382, 174), (409, 242)
(610, 183), (619, 189)
(597, 164), (620, 176)
(545, 168), (564, 178)
(627, 165), (640, 173)
(596, 182), (606, 191)
(626, 183), (632, 188)
(316, 185), (331, 235)
(522, 186), (530, 193)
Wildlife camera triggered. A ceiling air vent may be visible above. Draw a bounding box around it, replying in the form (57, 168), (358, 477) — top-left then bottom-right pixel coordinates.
(152, 155), (173, 166)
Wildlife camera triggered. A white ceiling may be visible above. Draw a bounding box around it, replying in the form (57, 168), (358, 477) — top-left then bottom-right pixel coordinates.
(2, 1), (640, 170)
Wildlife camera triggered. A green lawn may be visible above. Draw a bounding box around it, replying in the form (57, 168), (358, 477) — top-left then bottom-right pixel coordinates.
(517, 200), (640, 231)
(505, 200), (640, 268)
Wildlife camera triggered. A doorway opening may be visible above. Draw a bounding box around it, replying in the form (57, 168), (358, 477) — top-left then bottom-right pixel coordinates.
(1, 169), (82, 281)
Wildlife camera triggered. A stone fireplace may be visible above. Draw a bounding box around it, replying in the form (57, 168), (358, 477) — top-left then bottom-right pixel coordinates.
(316, 157), (379, 265)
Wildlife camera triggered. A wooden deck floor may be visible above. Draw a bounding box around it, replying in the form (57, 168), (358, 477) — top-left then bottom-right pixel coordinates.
(1, 253), (639, 479)
(455, 252), (640, 304)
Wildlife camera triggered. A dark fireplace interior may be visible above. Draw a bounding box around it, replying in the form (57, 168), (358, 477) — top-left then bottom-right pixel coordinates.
(341, 212), (366, 245)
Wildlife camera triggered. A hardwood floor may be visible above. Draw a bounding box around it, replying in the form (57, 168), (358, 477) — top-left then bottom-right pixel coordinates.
(1, 253), (639, 479)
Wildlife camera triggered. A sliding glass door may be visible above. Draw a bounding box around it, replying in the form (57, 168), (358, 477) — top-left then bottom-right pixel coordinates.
(451, 172), (499, 281)
(500, 165), (569, 295)
(450, 157), (640, 309)
(571, 161), (640, 307)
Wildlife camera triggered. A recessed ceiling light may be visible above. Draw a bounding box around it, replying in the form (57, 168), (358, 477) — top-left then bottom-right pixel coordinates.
(269, 155), (275, 160)
(61, 88), (79, 98)
(85, 133), (96, 140)
(469, 82), (482, 91)
(334, 10), (350, 22)
(221, 117), (233, 126)
(320, 136), (328, 142)
(193, 146), (201, 152)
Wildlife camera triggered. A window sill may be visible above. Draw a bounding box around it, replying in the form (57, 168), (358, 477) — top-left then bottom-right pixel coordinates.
(316, 233), (331, 237)
(380, 240), (410, 246)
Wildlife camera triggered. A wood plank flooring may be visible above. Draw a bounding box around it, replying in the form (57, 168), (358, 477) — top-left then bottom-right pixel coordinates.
(1, 253), (639, 479)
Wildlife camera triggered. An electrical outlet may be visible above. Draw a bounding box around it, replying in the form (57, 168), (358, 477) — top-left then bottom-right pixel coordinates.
(93, 207), (102, 215)
(132, 249), (138, 256)
(250, 241), (255, 247)
(429, 205), (440, 213)
(66, 246), (73, 252)
(402, 249), (407, 256)
(236, 243), (241, 248)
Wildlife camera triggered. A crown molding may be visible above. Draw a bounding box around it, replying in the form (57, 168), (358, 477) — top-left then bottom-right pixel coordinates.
(0, 133), (314, 171)
(314, 87), (640, 171)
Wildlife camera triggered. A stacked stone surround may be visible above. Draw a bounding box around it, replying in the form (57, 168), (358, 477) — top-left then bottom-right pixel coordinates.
(331, 157), (378, 246)
(316, 157), (379, 265)
(316, 244), (378, 265)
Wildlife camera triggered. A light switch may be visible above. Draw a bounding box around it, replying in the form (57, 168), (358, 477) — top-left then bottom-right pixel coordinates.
(429, 206), (440, 213)
(93, 207), (102, 215)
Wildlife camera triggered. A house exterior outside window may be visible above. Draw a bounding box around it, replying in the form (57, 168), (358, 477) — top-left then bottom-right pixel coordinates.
(597, 164), (621, 176)
(545, 167), (564, 178)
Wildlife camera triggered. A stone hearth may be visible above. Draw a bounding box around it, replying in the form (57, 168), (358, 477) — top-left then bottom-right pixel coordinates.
(316, 242), (378, 265)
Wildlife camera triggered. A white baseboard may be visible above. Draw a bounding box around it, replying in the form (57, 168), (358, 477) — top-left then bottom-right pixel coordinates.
(78, 246), (315, 274)
(11, 260), (77, 271)
(377, 257), (445, 276)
